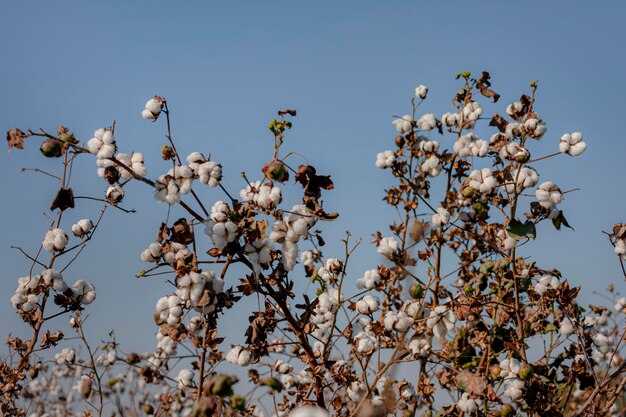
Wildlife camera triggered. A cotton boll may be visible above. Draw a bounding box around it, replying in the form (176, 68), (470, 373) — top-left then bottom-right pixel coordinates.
(176, 369), (194, 389)
(534, 275), (560, 295)
(356, 269), (381, 290)
(289, 406), (329, 417)
(354, 331), (378, 354)
(503, 378), (525, 400)
(392, 115), (413, 134)
(105, 184), (125, 204)
(431, 207), (450, 228)
(282, 240), (298, 271)
(408, 338), (431, 357)
(426, 305), (455, 340)
(375, 150), (395, 169)
(535, 181), (564, 209)
(226, 345), (253, 366)
(377, 237), (399, 256)
(457, 393), (484, 413)
(417, 113), (437, 131)
(72, 219), (94, 238)
(42, 228), (68, 253)
(356, 295), (379, 314)
(415, 84), (428, 99)
(141, 108), (156, 120)
(72, 280), (96, 305)
(140, 242), (162, 263)
(560, 132), (587, 157)
(143, 97), (163, 120)
(421, 154), (442, 177)
(442, 112), (460, 128)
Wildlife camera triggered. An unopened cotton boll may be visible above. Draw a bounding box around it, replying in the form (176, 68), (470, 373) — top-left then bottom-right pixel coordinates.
(415, 84), (428, 99)
(42, 228), (68, 253)
(72, 219), (94, 238)
(432, 207), (450, 228)
(375, 150), (395, 169)
(559, 132), (587, 156)
(392, 115), (413, 134)
(226, 345), (252, 366)
(535, 181), (564, 209)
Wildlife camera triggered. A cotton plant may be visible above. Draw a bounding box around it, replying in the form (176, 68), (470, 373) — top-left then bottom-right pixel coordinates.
(3, 74), (624, 417)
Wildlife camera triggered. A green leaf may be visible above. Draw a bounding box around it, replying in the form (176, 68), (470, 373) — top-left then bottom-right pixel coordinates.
(551, 210), (574, 231)
(506, 219), (537, 240)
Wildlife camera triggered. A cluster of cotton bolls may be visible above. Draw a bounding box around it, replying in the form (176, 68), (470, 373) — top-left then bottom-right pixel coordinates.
(226, 345), (253, 366)
(204, 201), (238, 250)
(467, 168), (498, 195)
(239, 180), (282, 209)
(175, 270), (224, 314)
(176, 369), (194, 389)
(154, 165), (194, 205)
(269, 204), (317, 271)
(43, 228), (68, 253)
(462, 101), (483, 128)
(356, 268), (381, 290)
(457, 392), (484, 413)
(375, 150), (395, 169)
(392, 115), (414, 134)
(409, 337), (431, 357)
(534, 275), (560, 295)
(114, 152), (147, 179)
(384, 310), (414, 333)
(426, 305), (456, 340)
(377, 236), (399, 257)
(245, 239), (274, 274)
(497, 228), (517, 251)
(186, 152), (222, 187)
(432, 206), (451, 228)
(505, 167), (539, 193)
(148, 333), (177, 368)
(317, 258), (342, 283)
(155, 295), (184, 326)
(71, 219), (93, 238)
(311, 289), (341, 341)
(453, 133), (488, 157)
(535, 181), (564, 209)
(87, 128), (116, 160)
(141, 97), (163, 121)
(416, 113), (437, 131)
(559, 132), (587, 157)
(499, 358), (525, 400)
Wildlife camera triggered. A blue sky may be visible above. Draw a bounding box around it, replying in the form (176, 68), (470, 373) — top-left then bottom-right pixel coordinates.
(1, 1), (625, 354)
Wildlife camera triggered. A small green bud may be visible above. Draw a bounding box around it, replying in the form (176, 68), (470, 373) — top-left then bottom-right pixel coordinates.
(40, 139), (62, 158)
(409, 283), (424, 299)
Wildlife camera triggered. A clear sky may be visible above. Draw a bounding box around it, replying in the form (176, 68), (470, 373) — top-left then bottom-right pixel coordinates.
(1, 1), (625, 356)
